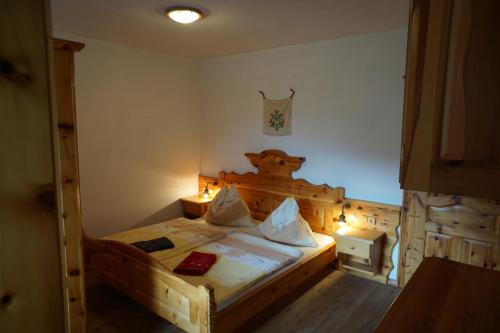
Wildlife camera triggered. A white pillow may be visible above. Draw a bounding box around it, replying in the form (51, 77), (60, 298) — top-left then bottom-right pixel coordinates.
(205, 186), (255, 227)
(259, 197), (318, 247)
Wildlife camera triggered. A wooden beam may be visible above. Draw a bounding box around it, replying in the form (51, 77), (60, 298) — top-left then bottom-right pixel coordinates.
(53, 38), (86, 332)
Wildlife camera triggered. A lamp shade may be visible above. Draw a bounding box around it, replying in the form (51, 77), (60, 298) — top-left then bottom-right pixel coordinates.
(166, 7), (203, 24)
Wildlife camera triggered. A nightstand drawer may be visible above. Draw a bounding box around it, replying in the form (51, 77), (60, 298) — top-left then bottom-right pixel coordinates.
(180, 195), (212, 219)
(182, 201), (207, 217)
(336, 238), (371, 258)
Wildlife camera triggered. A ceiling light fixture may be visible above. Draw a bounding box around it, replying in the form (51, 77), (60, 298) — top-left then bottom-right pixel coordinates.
(165, 7), (203, 24)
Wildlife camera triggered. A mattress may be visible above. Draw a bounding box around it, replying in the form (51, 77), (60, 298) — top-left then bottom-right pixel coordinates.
(105, 217), (335, 310)
(163, 218), (335, 309)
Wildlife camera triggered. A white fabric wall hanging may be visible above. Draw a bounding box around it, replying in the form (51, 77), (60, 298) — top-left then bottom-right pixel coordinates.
(260, 89), (295, 136)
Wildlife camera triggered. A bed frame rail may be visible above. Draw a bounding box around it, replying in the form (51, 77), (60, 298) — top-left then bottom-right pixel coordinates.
(84, 235), (214, 333)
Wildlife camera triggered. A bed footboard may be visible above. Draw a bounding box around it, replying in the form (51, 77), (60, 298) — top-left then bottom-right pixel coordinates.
(83, 235), (215, 333)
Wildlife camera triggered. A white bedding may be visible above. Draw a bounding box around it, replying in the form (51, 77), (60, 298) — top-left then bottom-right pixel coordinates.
(103, 217), (335, 309)
(160, 218), (335, 309)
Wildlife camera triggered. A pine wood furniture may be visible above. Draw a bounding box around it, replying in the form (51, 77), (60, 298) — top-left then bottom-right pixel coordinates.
(1, 3), (64, 331)
(86, 270), (400, 333)
(199, 178), (402, 285)
(180, 195), (212, 219)
(1, 3), (85, 331)
(400, 0), (500, 200)
(335, 227), (384, 275)
(398, 191), (500, 287)
(53, 38), (87, 332)
(376, 257), (500, 332)
(84, 150), (339, 333)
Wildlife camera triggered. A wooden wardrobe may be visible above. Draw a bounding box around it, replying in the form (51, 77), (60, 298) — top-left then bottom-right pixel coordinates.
(398, 0), (500, 286)
(398, 191), (500, 286)
(400, 0), (500, 201)
(0, 0), (86, 328)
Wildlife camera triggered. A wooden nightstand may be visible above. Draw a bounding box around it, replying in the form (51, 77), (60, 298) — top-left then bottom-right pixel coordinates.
(334, 227), (385, 275)
(180, 195), (212, 219)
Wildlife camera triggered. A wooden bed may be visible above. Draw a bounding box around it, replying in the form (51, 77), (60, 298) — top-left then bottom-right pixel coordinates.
(84, 150), (343, 332)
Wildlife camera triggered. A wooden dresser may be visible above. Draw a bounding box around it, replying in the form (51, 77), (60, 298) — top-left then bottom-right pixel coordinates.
(376, 257), (500, 333)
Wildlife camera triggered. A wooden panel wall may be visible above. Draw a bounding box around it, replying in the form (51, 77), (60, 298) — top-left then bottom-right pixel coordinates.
(398, 191), (500, 286)
(0, 0), (66, 331)
(198, 150), (402, 284)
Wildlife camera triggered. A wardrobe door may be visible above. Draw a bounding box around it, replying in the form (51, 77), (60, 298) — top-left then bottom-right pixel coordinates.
(399, 0), (430, 190)
(400, 0), (500, 200)
(431, 0), (500, 199)
(0, 0), (66, 332)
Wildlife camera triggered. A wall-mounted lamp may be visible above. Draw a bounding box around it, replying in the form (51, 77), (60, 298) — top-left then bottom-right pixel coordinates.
(202, 182), (217, 199)
(338, 202), (351, 227)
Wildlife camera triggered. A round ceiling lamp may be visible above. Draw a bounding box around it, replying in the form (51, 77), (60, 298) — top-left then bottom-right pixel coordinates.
(165, 7), (203, 24)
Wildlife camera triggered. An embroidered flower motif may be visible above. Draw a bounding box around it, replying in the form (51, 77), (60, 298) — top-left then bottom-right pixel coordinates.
(269, 109), (285, 131)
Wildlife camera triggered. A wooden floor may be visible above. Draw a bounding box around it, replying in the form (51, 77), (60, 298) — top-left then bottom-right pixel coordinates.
(86, 271), (399, 333)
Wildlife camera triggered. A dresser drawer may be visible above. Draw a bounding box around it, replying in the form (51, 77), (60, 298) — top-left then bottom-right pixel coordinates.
(336, 238), (371, 258)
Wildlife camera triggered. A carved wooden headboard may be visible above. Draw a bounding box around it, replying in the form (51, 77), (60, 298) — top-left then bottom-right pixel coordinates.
(200, 150), (345, 236)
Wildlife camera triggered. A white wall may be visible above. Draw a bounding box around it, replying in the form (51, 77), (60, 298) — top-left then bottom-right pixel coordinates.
(56, 30), (406, 236)
(56, 33), (201, 237)
(200, 30), (406, 205)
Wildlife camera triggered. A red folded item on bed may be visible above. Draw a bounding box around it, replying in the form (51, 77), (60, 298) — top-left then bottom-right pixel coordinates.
(173, 251), (217, 276)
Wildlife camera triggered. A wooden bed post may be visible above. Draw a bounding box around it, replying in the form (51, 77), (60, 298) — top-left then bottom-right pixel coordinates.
(198, 285), (215, 333)
(84, 234), (216, 333)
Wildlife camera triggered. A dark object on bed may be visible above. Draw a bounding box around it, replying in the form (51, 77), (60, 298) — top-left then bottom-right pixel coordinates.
(131, 237), (174, 253)
(174, 251), (217, 276)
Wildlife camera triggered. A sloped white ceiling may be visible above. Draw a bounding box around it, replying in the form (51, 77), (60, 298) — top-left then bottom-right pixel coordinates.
(51, 0), (409, 58)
